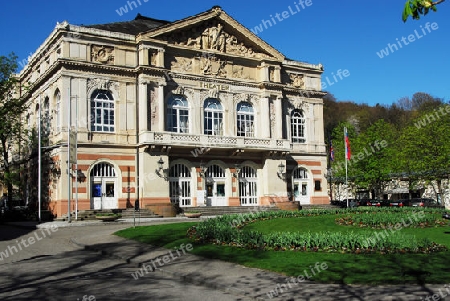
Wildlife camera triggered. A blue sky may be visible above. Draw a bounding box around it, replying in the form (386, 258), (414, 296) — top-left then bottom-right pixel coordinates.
(0, 0), (448, 106)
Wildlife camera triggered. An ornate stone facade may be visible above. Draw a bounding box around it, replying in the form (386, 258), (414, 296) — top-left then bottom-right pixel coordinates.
(17, 6), (329, 219)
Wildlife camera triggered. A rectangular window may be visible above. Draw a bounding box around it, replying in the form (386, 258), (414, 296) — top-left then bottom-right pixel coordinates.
(314, 180), (321, 191)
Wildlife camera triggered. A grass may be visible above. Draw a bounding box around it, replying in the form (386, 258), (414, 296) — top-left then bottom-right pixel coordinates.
(115, 211), (450, 285)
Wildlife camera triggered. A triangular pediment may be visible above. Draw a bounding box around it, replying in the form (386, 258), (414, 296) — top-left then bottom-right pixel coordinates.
(140, 6), (285, 61)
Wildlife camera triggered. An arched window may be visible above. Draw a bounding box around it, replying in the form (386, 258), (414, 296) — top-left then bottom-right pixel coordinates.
(90, 90), (114, 132)
(291, 109), (305, 143)
(204, 98), (223, 136)
(237, 102), (254, 137)
(167, 95), (189, 133)
(54, 90), (61, 132)
(293, 168), (308, 179)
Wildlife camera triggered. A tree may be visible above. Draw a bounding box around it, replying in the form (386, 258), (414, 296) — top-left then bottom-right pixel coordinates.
(0, 53), (29, 202)
(351, 120), (396, 197)
(397, 106), (450, 206)
(402, 0), (444, 22)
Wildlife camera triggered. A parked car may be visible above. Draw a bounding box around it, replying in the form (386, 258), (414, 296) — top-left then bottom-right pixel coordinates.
(410, 198), (443, 208)
(366, 199), (389, 207)
(389, 199), (411, 207)
(356, 199), (370, 206)
(339, 199), (359, 208)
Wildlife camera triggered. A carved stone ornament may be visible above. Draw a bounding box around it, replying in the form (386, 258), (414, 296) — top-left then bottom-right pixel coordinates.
(233, 93), (249, 104)
(199, 55), (227, 77)
(269, 99), (275, 134)
(87, 78), (118, 93)
(173, 85), (185, 95)
(171, 57), (193, 73)
(91, 45), (114, 64)
(208, 86), (220, 98)
(289, 73), (305, 88)
(160, 20), (270, 58)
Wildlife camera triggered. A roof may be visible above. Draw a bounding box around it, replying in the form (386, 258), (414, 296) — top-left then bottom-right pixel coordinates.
(84, 14), (171, 35)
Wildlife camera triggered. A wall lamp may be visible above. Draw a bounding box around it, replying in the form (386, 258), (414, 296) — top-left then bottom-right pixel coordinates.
(233, 163), (241, 178)
(277, 161), (286, 180)
(156, 157), (168, 180)
(76, 169), (86, 183)
(199, 161), (207, 178)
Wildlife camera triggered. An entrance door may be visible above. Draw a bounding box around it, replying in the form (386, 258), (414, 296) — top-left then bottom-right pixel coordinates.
(293, 168), (310, 204)
(92, 178), (117, 209)
(205, 181), (226, 206)
(169, 164), (192, 207)
(90, 162), (118, 210)
(239, 166), (258, 206)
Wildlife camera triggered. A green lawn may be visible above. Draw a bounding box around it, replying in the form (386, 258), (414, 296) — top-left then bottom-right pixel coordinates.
(115, 213), (450, 285)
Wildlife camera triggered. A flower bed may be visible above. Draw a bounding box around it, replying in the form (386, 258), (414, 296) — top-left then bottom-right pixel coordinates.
(187, 208), (448, 254)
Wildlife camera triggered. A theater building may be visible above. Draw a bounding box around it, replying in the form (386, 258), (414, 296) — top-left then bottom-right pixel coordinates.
(18, 6), (328, 218)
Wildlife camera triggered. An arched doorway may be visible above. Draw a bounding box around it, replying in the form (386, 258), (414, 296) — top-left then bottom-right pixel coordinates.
(169, 163), (192, 207)
(292, 167), (310, 204)
(239, 166), (257, 206)
(90, 162), (118, 209)
(205, 164), (226, 206)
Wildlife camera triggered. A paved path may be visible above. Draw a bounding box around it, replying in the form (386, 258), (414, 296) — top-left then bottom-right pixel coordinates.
(1, 218), (449, 300)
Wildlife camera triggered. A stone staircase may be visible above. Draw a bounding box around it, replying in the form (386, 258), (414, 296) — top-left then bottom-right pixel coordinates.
(182, 205), (281, 216)
(300, 204), (340, 210)
(120, 208), (162, 218)
(55, 209), (122, 221)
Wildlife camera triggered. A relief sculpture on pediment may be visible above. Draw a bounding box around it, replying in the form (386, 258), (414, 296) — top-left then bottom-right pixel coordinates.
(161, 20), (270, 58)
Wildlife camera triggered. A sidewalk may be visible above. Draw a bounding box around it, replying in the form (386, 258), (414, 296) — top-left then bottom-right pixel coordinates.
(4, 216), (211, 229)
(5, 218), (450, 300)
(70, 223), (449, 301)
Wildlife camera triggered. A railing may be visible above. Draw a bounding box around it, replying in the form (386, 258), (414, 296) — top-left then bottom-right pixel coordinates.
(139, 132), (292, 150)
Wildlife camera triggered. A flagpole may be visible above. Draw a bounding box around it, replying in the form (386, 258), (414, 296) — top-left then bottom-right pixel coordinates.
(344, 127), (348, 208)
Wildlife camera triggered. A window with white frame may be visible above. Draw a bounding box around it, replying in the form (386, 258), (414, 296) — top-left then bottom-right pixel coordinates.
(90, 90), (114, 132)
(237, 102), (254, 137)
(167, 95), (189, 133)
(291, 109), (305, 143)
(55, 90), (61, 132)
(204, 98), (223, 136)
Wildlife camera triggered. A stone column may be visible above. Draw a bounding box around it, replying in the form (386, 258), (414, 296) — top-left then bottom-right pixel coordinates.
(158, 83), (165, 132)
(138, 81), (148, 132)
(274, 96), (283, 139)
(260, 97), (270, 138)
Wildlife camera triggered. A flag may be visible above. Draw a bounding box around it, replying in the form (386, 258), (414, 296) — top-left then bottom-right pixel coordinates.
(344, 127), (351, 160)
(329, 139), (335, 161)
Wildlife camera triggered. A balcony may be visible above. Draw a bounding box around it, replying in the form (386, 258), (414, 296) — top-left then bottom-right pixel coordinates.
(139, 132), (291, 152)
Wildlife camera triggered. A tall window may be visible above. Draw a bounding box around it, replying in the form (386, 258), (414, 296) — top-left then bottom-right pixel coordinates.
(167, 95), (189, 133)
(237, 102), (254, 137)
(291, 109), (305, 143)
(55, 90), (61, 132)
(91, 90), (114, 132)
(204, 98), (223, 136)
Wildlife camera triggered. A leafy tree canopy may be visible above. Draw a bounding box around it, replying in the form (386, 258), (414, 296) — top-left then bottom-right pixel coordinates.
(402, 0), (444, 22)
